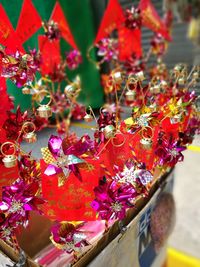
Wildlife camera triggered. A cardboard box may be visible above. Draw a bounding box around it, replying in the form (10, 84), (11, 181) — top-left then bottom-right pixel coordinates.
(0, 169), (175, 267)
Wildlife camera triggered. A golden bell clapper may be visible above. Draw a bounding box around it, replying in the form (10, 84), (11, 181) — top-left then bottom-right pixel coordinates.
(140, 137), (152, 150)
(125, 90), (135, 101)
(1, 142), (17, 168)
(103, 125), (115, 139)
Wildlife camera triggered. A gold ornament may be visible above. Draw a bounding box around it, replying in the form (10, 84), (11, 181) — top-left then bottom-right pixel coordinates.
(22, 122), (37, 143)
(64, 76), (81, 98)
(37, 105), (52, 118)
(23, 132), (37, 143)
(150, 85), (160, 94)
(160, 81), (168, 90)
(192, 72), (199, 80)
(2, 155), (17, 168)
(1, 142), (17, 168)
(103, 125), (115, 139)
(140, 138), (152, 150)
(178, 77), (185, 85)
(135, 71), (145, 81)
(84, 114), (93, 122)
(22, 87), (30, 95)
(125, 90), (135, 101)
(36, 90), (52, 118)
(112, 71), (122, 83)
(64, 84), (77, 97)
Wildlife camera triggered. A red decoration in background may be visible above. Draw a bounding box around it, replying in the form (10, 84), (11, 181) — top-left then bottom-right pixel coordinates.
(0, 4), (24, 53)
(16, 0), (42, 44)
(0, 165), (19, 197)
(51, 2), (78, 49)
(118, 27), (142, 60)
(0, 77), (13, 143)
(41, 159), (100, 221)
(94, 0), (124, 44)
(139, 0), (172, 41)
(38, 35), (61, 76)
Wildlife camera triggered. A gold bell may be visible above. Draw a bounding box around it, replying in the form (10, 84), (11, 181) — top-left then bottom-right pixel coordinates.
(112, 72), (122, 83)
(23, 132), (37, 143)
(160, 81), (168, 90)
(192, 72), (199, 80)
(84, 114), (93, 122)
(178, 77), (185, 85)
(22, 87), (30, 94)
(2, 155), (18, 168)
(125, 90), (135, 101)
(64, 84), (76, 97)
(174, 64), (182, 72)
(135, 71), (145, 81)
(140, 138), (152, 150)
(150, 85), (160, 94)
(103, 125), (115, 139)
(37, 105), (52, 118)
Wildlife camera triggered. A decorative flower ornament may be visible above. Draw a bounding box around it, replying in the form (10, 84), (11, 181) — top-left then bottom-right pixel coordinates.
(155, 133), (185, 167)
(66, 50), (82, 70)
(3, 106), (47, 142)
(114, 161), (153, 186)
(50, 222), (89, 254)
(0, 179), (45, 243)
(42, 135), (84, 186)
(96, 38), (119, 63)
(124, 7), (142, 29)
(91, 179), (136, 221)
(0, 48), (41, 87)
(151, 33), (167, 57)
(43, 20), (61, 41)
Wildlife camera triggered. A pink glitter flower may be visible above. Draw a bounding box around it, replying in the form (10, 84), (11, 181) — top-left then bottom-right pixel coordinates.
(91, 179), (136, 220)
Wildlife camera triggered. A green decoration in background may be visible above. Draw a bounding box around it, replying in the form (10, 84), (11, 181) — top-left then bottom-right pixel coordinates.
(1, 0), (104, 111)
